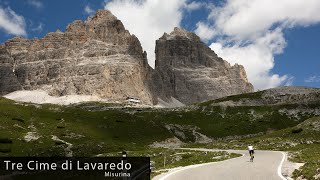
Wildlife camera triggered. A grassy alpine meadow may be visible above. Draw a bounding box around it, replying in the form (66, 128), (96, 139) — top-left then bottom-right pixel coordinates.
(0, 97), (173, 156)
(0, 91), (319, 157)
(0, 90), (320, 178)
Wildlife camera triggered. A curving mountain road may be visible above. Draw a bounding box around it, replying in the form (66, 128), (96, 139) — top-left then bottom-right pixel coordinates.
(153, 148), (287, 180)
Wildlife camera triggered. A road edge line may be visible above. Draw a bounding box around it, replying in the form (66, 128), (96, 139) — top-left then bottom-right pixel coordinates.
(278, 151), (287, 180)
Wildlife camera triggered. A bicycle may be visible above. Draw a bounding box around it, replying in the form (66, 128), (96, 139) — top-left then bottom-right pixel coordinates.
(249, 151), (254, 162)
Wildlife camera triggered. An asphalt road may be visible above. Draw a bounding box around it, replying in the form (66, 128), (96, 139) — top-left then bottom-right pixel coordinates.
(153, 148), (287, 180)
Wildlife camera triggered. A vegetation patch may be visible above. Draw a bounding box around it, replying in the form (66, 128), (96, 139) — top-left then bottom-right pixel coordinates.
(11, 118), (25, 123)
(0, 148), (11, 153)
(0, 138), (12, 144)
(291, 128), (303, 134)
(199, 90), (265, 106)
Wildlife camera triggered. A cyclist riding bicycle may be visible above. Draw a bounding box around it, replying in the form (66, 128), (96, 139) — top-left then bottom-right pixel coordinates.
(248, 145), (254, 162)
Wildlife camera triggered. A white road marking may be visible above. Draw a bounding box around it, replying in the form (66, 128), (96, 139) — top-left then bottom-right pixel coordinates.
(278, 152), (287, 180)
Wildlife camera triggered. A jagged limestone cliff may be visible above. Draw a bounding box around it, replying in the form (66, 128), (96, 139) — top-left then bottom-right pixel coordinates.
(153, 27), (254, 105)
(0, 10), (154, 104)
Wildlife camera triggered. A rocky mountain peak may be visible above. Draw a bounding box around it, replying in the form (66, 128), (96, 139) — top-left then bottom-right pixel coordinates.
(0, 9), (154, 105)
(86, 9), (118, 24)
(160, 27), (200, 42)
(66, 10), (120, 33)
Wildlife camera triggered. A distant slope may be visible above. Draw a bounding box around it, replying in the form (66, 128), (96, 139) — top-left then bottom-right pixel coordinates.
(199, 86), (320, 106)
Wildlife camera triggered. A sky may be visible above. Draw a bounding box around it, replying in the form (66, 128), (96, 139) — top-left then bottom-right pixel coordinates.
(0, 0), (320, 90)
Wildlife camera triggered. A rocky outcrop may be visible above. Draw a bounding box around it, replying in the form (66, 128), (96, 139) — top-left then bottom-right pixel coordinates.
(210, 86), (320, 107)
(261, 86), (320, 105)
(0, 10), (154, 104)
(153, 27), (254, 105)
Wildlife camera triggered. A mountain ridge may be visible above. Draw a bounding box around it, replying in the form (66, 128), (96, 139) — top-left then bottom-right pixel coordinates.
(0, 9), (253, 106)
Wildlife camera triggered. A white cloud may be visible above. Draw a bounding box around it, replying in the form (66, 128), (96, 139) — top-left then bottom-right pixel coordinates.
(210, 0), (320, 39)
(104, 0), (189, 68)
(27, 0), (43, 9)
(197, 0), (320, 90)
(285, 76), (294, 86)
(184, 1), (205, 11)
(0, 7), (26, 36)
(305, 75), (320, 83)
(210, 29), (289, 90)
(194, 22), (216, 42)
(31, 22), (43, 32)
(84, 5), (95, 15)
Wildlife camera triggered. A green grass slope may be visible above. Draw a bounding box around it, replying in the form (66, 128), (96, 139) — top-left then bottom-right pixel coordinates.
(1, 87), (319, 157)
(0, 98), (173, 156)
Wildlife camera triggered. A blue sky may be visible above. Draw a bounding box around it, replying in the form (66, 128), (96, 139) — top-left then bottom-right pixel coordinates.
(0, 0), (319, 90)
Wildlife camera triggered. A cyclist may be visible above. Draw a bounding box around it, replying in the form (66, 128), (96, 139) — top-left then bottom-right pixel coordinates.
(248, 145), (254, 162)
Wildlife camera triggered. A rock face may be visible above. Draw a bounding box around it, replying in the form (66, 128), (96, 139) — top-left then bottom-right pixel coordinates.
(153, 27), (253, 105)
(0, 10), (154, 104)
(0, 10), (254, 106)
